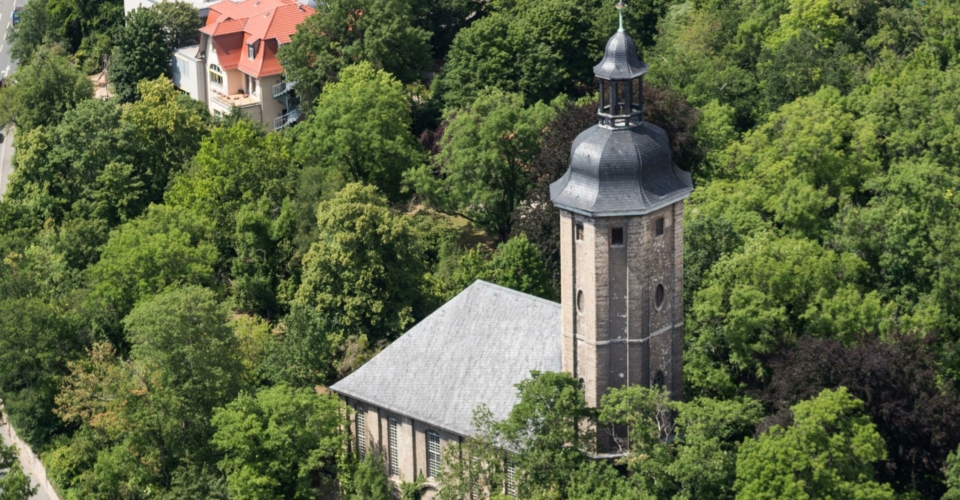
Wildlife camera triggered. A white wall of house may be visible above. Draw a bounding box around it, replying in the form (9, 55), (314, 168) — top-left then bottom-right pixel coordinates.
(124, 0), (215, 17)
(172, 45), (206, 102)
(260, 74), (285, 129)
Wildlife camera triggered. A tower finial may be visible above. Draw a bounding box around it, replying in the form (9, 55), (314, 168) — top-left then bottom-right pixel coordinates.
(616, 1), (626, 32)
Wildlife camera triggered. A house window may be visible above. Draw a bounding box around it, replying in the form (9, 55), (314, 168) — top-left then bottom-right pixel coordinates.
(471, 456), (481, 499)
(505, 455), (517, 496)
(248, 41), (258, 60)
(388, 418), (399, 477)
(575, 223), (584, 241)
(611, 227), (624, 246)
(655, 217), (665, 236)
(655, 283), (665, 310)
(426, 431), (441, 478)
(209, 64), (224, 87)
(356, 408), (366, 459)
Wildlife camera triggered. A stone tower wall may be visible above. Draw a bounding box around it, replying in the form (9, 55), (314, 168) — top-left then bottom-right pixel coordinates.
(559, 201), (685, 421)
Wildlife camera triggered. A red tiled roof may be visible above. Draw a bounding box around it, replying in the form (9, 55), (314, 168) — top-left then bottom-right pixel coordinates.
(203, 0), (314, 78)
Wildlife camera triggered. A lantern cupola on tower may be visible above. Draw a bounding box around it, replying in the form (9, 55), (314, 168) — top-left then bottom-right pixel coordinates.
(550, 1), (692, 217)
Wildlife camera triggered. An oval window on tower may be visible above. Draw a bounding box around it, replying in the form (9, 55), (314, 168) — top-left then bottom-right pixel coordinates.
(577, 290), (585, 312)
(655, 284), (665, 310)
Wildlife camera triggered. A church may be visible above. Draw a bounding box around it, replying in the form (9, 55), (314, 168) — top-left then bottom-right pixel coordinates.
(330, 10), (693, 497)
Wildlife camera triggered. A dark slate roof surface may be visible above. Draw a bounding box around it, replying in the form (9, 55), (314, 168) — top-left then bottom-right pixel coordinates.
(593, 30), (648, 80)
(330, 281), (561, 437)
(550, 122), (693, 217)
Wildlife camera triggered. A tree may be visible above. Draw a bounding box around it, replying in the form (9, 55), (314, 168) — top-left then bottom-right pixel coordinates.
(87, 204), (218, 332)
(277, 0), (431, 109)
(152, 1), (203, 53)
(348, 453), (393, 500)
(498, 371), (593, 498)
(599, 385), (678, 497)
(406, 89), (556, 240)
(0, 45), (92, 131)
(670, 397), (764, 500)
(6, 0), (56, 64)
(294, 183), (433, 368)
(687, 233), (886, 395)
(263, 304), (333, 388)
(759, 334), (960, 497)
(211, 385), (345, 500)
(167, 118), (297, 250)
(55, 286), (245, 494)
(946, 446), (960, 500)
(120, 78), (211, 203)
(433, 0), (675, 109)
(438, 371), (592, 499)
(293, 62), (423, 202)
(735, 387), (895, 499)
(0, 297), (83, 448)
(110, 7), (169, 102)
(4, 78), (208, 244)
(0, 443), (36, 500)
(431, 12), (562, 109)
(435, 234), (553, 300)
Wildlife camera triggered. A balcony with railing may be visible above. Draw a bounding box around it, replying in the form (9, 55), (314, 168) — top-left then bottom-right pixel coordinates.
(272, 80), (296, 99)
(211, 90), (260, 108)
(274, 109), (301, 130)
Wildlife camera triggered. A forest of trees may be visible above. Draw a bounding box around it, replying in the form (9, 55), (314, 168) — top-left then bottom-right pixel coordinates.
(2, 0), (960, 498)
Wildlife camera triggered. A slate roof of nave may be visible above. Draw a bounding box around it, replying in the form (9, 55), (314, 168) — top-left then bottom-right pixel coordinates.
(330, 281), (562, 437)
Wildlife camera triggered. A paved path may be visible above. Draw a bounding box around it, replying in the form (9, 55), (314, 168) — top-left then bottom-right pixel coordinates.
(1, 414), (54, 500)
(0, 0), (21, 199)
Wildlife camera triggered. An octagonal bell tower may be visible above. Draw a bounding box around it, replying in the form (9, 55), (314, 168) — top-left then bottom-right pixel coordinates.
(549, 2), (693, 450)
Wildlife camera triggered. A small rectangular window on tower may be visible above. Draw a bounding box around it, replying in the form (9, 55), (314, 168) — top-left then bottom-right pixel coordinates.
(575, 223), (584, 241)
(655, 217), (665, 236)
(611, 227), (624, 245)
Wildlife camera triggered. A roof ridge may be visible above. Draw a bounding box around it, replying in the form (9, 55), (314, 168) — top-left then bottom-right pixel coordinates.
(468, 280), (559, 308)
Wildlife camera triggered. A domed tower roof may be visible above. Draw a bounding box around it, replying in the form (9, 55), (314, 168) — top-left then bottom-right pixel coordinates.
(593, 30), (648, 81)
(550, 3), (692, 217)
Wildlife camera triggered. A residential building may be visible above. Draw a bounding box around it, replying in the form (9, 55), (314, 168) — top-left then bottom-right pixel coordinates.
(330, 16), (694, 498)
(199, 0), (312, 131)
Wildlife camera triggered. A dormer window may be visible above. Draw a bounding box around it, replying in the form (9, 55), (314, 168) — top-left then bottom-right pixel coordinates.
(247, 41), (259, 60)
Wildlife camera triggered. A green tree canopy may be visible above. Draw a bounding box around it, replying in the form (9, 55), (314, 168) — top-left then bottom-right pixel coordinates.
(211, 385), (345, 500)
(436, 234), (553, 300)
(166, 118), (297, 250)
(151, 1), (204, 53)
(109, 7), (170, 102)
(0, 443), (36, 500)
(688, 233), (886, 396)
(734, 387), (895, 499)
(0, 297), (82, 448)
(87, 204), (218, 331)
(55, 286), (244, 495)
(293, 62), (423, 202)
(405, 89), (556, 240)
(277, 0), (431, 109)
(0, 45), (92, 131)
(294, 183), (433, 369)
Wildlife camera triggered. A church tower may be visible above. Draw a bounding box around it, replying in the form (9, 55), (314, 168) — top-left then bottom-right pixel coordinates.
(549, 2), (693, 449)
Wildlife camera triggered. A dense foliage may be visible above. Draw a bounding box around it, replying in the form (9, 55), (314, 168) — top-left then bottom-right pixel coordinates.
(0, 0), (959, 497)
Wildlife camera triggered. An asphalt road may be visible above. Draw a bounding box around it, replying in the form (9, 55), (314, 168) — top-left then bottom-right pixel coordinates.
(0, 0), (20, 200)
